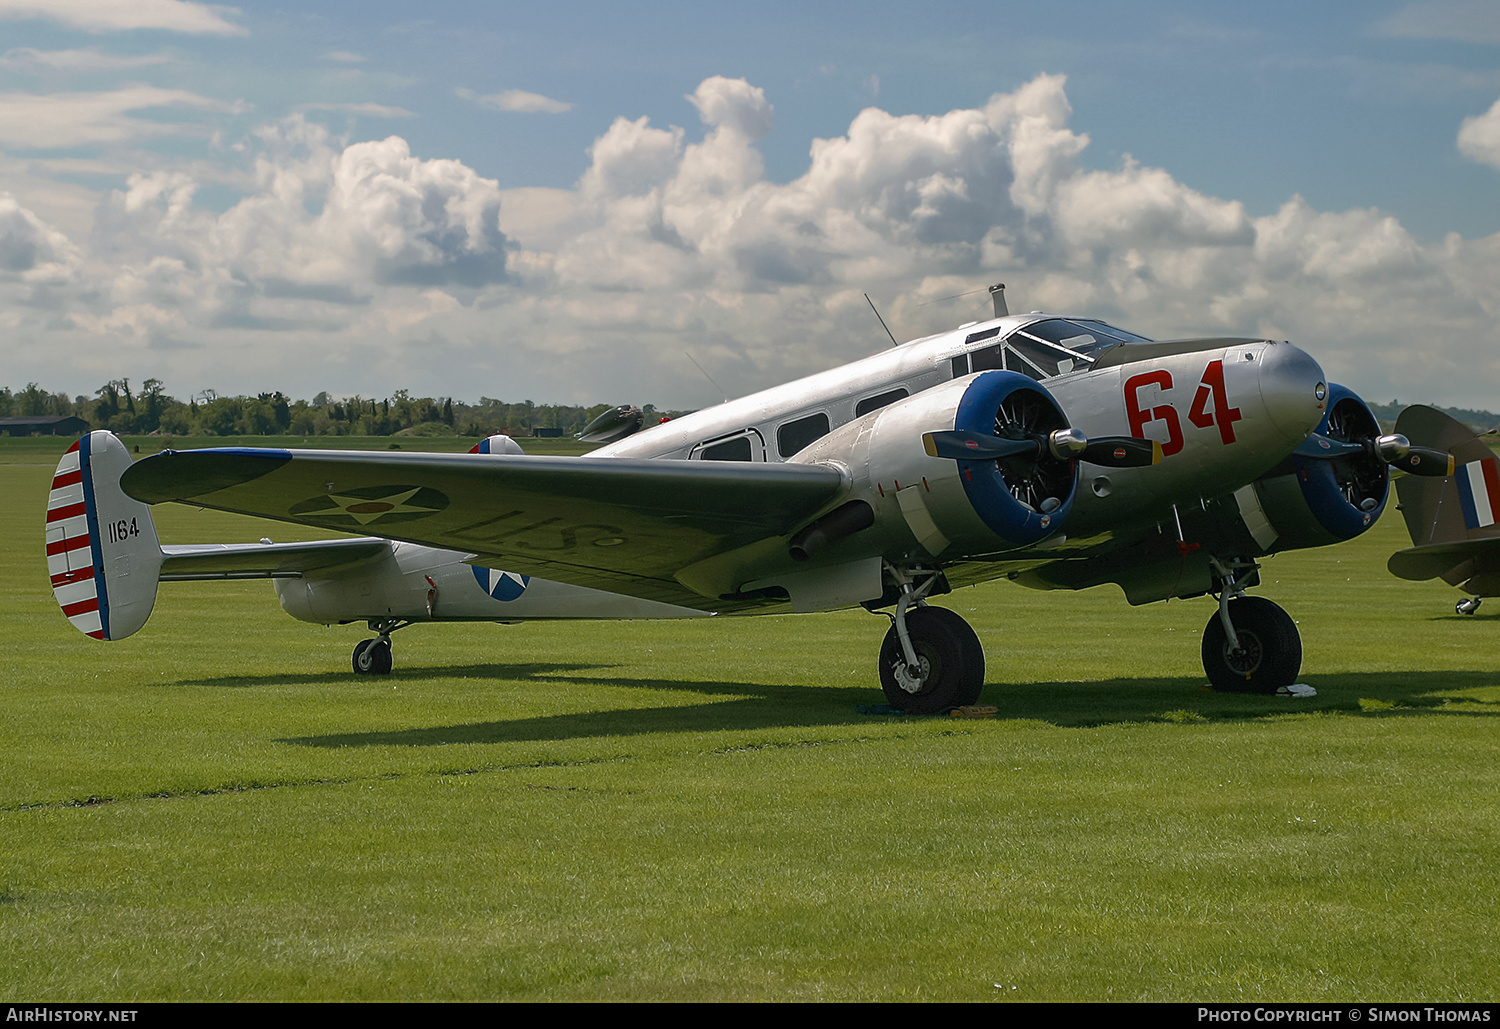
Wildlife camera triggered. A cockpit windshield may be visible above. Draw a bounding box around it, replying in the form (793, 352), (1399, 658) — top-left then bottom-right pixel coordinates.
(1020, 318), (1151, 358)
(956, 317), (1154, 381)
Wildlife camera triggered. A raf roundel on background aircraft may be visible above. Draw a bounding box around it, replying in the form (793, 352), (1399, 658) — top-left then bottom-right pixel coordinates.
(45, 285), (1454, 712)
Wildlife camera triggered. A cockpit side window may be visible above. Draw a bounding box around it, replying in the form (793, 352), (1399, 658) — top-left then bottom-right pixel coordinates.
(1007, 335), (1068, 377)
(971, 343), (1005, 372)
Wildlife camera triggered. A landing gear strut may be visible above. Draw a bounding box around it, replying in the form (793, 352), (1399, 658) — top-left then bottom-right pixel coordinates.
(351, 618), (410, 675)
(877, 567), (985, 713)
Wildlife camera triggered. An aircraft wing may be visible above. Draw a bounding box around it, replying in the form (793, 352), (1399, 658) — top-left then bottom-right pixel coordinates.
(122, 448), (846, 608)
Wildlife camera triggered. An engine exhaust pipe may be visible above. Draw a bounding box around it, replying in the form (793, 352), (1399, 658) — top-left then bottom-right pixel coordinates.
(788, 500), (875, 562)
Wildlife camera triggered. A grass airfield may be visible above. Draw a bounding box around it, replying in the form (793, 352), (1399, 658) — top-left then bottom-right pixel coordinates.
(2, 437), (1498, 1002)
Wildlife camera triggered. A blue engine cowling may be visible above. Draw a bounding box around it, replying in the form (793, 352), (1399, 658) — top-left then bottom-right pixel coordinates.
(1250, 383), (1389, 550)
(790, 370), (1077, 560)
(950, 371), (1077, 545)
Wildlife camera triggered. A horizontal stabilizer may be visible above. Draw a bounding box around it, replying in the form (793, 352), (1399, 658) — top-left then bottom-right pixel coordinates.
(1388, 538), (1500, 581)
(160, 538), (392, 580)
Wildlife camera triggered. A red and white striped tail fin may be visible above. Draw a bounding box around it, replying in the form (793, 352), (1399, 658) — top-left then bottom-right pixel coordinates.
(46, 431), (163, 640)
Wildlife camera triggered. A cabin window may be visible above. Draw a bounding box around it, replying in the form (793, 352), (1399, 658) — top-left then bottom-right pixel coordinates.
(855, 388), (908, 417)
(701, 436), (753, 461)
(951, 354), (969, 378)
(777, 412), (831, 458)
(691, 428), (765, 461)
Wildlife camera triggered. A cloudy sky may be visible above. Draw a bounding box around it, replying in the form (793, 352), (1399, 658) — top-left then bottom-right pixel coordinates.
(3, 0), (1500, 411)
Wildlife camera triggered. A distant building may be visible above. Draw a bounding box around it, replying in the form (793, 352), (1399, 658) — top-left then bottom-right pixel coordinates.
(531, 427), (564, 438)
(0, 415), (90, 437)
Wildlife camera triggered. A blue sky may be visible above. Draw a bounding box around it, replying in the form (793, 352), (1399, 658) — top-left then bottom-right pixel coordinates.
(3, 0), (1500, 409)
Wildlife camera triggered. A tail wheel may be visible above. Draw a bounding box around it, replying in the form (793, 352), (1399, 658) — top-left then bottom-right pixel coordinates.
(879, 606), (985, 714)
(1201, 597), (1301, 694)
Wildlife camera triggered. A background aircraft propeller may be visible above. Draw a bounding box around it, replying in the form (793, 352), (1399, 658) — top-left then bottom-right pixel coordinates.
(578, 404), (645, 444)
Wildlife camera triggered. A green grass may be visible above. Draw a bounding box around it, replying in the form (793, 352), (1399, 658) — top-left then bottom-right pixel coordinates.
(2, 440), (1498, 1000)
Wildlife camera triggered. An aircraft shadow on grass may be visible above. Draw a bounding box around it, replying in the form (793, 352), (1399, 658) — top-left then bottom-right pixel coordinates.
(176, 665), (1500, 750)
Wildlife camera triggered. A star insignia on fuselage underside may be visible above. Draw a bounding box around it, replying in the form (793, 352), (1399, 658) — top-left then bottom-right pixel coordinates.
(289, 485), (449, 526)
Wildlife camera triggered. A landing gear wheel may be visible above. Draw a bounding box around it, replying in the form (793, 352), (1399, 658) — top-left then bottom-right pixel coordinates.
(1201, 596), (1300, 694)
(352, 638), (393, 675)
(879, 605), (985, 714)
(1457, 597), (1482, 616)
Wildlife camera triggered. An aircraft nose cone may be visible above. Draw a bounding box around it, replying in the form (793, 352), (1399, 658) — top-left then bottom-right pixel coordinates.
(1256, 341), (1326, 443)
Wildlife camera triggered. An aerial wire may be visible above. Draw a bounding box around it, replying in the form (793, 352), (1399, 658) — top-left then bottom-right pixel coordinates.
(864, 293), (900, 347)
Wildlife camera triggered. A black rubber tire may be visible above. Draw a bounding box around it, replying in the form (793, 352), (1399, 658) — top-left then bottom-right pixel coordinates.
(1201, 596), (1301, 694)
(352, 638), (393, 675)
(352, 639), (374, 674)
(369, 645), (393, 678)
(878, 605), (985, 714)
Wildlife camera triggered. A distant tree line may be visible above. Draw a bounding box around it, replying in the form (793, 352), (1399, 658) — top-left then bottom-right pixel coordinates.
(1365, 401), (1498, 432)
(0, 379), (682, 437)
(11, 380), (1492, 439)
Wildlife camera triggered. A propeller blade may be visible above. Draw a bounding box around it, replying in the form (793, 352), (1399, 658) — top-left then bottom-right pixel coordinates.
(1389, 446), (1455, 477)
(1294, 433), (1367, 460)
(578, 404), (645, 444)
(1079, 436), (1163, 468)
(1297, 431), (1455, 476)
(922, 430), (1038, 461)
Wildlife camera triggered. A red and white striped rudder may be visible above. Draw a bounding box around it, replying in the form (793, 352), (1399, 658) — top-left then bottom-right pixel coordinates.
(46, 431), (163, 640)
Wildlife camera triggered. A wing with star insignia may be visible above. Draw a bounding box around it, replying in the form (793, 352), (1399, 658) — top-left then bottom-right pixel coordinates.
(120, 447), (846, 608)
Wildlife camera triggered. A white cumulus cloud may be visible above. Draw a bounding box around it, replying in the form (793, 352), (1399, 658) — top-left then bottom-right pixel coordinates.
(0, 0), (245, 35)
(0, 194), (81, 282)
(8, 73), (1500, 411)
(1458, 96), (1500, 170)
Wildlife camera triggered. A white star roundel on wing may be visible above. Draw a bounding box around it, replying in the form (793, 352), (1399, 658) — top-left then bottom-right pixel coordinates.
(288, 485), (448, 527)
(472, 567), (530, 602)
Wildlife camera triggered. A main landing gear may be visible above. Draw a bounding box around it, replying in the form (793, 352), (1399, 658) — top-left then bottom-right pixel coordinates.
(1457, 596), (1482, 616)
(351, 618), (411, 675)
(877, 567), (985, 714)
(1201, 561), (1301, 693)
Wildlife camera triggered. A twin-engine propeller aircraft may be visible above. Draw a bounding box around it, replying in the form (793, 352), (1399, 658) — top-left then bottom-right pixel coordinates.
(46, 285), (1453, 711)
(1388, 405), (1499, 615)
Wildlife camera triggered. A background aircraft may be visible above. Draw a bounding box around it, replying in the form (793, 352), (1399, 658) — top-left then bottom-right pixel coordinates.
(1388, 404), (1500, 615)
(46, 287), (1451, 711)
